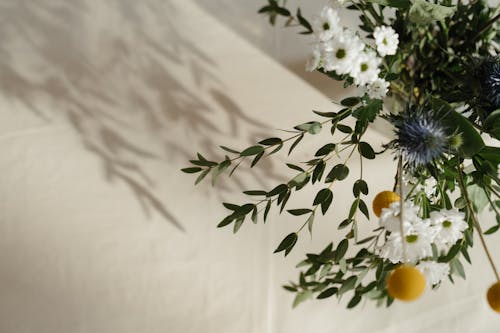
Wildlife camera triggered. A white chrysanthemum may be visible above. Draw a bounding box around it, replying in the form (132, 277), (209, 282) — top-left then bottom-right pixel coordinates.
(417, 261), (450, 287)
(373, 26), (399, 56)
(401, 174), (438, 202)
(350, 50), (381, 86)
(380, 222), (434, 264)
(305, 47), (321, 72)
(421, 177), (437, 198)
(367, 78), (389, 99)
(322, 31), (364, 74)
(313, 7), (341, 42)
(379, 201), (421, 233)
(430, 209), (468, 246)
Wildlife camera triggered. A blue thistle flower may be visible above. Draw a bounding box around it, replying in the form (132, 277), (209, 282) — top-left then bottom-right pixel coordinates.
(393, 111), (449, 167)
(480, 58), (500, 109)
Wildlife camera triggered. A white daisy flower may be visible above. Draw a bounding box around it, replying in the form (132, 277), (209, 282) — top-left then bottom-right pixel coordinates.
(380, 222), (434, 264)
(379, 201), (421, 233)
(373, 26), (399, 56)
(305, 46), (321, 72)
(429, 209), (468, 246)
(367, 78), (389, 99)
(350, 50), (381, 86)
(313, 7), (341, 42)
(417, 261), (450, 287)
(322, 30), (365, 75)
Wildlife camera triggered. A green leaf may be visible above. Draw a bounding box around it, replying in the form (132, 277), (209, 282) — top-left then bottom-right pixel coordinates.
(433, 98), (485, 158)
(312, 161), (326, 184)
(223, 203), (240, 211)
(251, 151), (264, 167)
(317, 287), (338, 299)
(181, 167), (203, 174)
(359, 142), (375, 159)
(234, 204), (255, 218)
(286, 163), (305, 172)
(289, 133), (304, 155)
(264, 200), (271, 222)
(289, 172), (309, 188)
(259, 137), (282, 146)
(233, 217), (244, 233)
(313, 188), (333, 206)
(338, 276), (357, 296)
(287, 209), (313, 216)
(195, 168), (210, 185)
(211, 159), (231, 185)
(366, 0), (410, 8)
(336, 124), (352, 134)
(315, 143), (336, 156)
(321, 193), (333, 215)
(353, 179), (369, 197)
(358, 200), (370, 219)
(313, 110), (337, 118)
(251, 206), (258, 224)
(347, 294), (362, 308)
(243, 190), (267, 196)
(341, 97), (361, 107)
(294, 121), (322, 134)
(240, 145), (264, 156)
(267, 184), (288, 197)
(220, 146), (240, 154)
(190, 159), (217, 167)
(409, 0), (456, 24)
(307, 213), (315, 234)
(217, 215), (234, 228)
(296, 8), (313, 34)
(274, 232), (298, 256)
(293, 290), (312, 308)
(334, 239), (349, 262)
(483, 110), (500, 140)
(484, 225), (499, 235)
(326, 164), (349, 182)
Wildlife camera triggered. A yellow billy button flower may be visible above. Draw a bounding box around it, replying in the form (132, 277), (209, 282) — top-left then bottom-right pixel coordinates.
(386, 265), (426, 301)
(487, 281), (500, 313)
(372, 191), (400, 217)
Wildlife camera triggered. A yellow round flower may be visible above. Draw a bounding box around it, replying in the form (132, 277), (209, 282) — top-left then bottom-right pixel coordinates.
(487, 281), (500, 313)
(372, 191), (400, 217)
(386, 265), (426, 301)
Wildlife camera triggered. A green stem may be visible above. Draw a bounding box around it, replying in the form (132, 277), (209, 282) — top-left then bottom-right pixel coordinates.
(456, 160), (500, 282)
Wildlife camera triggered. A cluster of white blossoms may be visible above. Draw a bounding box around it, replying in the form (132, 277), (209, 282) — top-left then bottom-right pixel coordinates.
(306, 5), (399, 100)
(378, 202), (468, 286)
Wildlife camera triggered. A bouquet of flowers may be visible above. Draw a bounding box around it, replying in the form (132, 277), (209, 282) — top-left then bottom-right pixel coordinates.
(183, 0), (500, 311)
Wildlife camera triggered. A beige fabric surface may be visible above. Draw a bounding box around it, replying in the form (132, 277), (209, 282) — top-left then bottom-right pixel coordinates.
(0, 1), (499, 332)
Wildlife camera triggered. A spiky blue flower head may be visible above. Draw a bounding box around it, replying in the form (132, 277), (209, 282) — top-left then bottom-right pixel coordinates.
(392, 110), (449, 167)
(480, 58), (500, 109)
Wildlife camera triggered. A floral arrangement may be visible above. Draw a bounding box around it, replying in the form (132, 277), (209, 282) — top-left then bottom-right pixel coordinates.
(183, 0), (500, 311)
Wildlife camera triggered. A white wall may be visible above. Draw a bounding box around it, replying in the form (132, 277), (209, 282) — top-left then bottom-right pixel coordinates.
(0, 1), (499, 332)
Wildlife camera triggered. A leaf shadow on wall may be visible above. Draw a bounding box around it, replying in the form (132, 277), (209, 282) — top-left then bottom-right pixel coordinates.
(0, 0), (286, 231)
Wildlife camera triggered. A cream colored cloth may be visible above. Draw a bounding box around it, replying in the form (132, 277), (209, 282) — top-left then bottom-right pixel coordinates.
(0, 1), (498, 332)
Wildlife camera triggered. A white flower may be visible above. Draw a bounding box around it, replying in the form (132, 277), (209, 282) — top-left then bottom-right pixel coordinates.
(417, 261), (449, 287)
(350, 50), (381, 86)
(322, 30), (365, 74)
(373, 26), (399, 56)
(367, 78), (389, 99)
(429, 209), (468, 246)
(379, 222), (434, 264)
(421, 177), (437, 198)
(313, 7), (341, 42)
(379, 201), (421, 233)
(305, 47), (321, 72)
